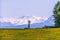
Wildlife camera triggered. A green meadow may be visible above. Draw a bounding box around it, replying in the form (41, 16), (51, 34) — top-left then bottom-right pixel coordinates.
(0, 28), (60, 40)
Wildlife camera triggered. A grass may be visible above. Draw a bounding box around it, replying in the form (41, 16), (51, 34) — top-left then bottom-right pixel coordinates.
(0, 28), (60, 40)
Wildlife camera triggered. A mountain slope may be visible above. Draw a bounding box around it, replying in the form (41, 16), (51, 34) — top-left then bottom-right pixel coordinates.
(43, 16), (55, 26)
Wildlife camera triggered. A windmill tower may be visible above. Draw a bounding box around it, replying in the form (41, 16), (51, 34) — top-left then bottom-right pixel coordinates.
(28, 20), (30, 28)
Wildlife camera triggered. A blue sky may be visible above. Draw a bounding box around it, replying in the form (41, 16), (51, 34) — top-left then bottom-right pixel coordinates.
(1, 0), (59, 18)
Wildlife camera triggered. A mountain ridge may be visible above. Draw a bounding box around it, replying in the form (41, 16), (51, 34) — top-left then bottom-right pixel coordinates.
(0, 16), (54, 28)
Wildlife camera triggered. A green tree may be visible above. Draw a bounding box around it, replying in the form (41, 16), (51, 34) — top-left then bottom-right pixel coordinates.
(53, 1), (60, 27)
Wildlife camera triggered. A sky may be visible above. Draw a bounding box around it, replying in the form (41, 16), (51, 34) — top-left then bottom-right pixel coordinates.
(1, 0), (59, 18)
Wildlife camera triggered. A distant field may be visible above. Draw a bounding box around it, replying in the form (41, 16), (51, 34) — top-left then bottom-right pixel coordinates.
(0, 28), (60, 40)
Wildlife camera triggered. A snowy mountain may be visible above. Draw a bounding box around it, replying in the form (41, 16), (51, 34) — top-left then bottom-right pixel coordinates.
(0, 16), (54, 28)
(0, 16), (48, 25)
(43, 15), (55, 26)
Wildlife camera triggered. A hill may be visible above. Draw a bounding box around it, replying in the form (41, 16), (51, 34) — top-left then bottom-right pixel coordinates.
(0, 28), (60, 40)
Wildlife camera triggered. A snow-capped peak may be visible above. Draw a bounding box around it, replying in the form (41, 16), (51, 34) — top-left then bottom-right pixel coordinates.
(0, 16), (48, 25)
